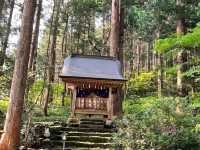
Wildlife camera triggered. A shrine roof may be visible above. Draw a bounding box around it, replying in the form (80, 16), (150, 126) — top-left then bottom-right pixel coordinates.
(59, 54), (125, 81)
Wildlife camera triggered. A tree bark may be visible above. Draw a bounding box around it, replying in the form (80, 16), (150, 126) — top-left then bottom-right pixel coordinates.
(102, 5), (106, 55)
(176, 0), (187, 97)
(136, 40), (141, 76)
(118, 2), (125, 115)
(110, 0), (124, 116)
(152, 52), (157, 71)
(156, 28), (164, 97)
(61, 15), (68, 58)
(110, 0), (120, 57)
(0, 0), (36, 149)
(158, 54), (164, 97)
(146, 42), (151, 71)
(119, 4), (124, 73)
(28, 0), (42, 71)
(43, 0), (60, 116)
(0, 0), (15, 68)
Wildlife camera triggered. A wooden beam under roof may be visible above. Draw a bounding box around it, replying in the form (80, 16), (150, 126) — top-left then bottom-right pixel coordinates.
(60, 76), (126, 87)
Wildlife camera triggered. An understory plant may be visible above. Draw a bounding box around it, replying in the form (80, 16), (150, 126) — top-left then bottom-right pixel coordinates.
(114, 97), (200, 150)
(127, 72), (157, 98)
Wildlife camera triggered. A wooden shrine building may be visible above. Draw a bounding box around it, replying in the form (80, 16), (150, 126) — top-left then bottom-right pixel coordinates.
(59, 54), (126, 124)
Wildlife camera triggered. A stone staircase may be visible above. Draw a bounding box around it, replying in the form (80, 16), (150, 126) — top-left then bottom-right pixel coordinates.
(28, 118), (119, 150)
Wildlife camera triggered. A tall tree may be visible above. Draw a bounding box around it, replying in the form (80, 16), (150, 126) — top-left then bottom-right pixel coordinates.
(146, 42), (151, 71)
(176, 0), (187, 97)
(110, 0), (120, 58)
(136, 39), (141, 76)
(61, 14), (69, 58)
(118, 1), (125, 115)
(157, 54), (164, 97)
(0, 0), (36, 149)
(28, 0), (42, 72)
(110, 0), (124, 115)
(43, 0), (60, 116)
(119, 1), (125, 72)
(156, 27), (164, 97)
(0, 0), (15, 68)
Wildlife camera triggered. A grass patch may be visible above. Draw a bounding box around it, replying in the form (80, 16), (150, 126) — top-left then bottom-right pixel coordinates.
(123, 96), (158, 114)
(31, 105), (70, 122)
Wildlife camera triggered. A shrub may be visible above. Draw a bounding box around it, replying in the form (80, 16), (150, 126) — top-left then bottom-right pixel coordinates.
(114, 97), (200, 150)
(127, 72), (157, 97)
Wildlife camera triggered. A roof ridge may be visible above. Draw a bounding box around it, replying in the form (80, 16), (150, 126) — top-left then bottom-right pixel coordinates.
(71, 54), (117, 61)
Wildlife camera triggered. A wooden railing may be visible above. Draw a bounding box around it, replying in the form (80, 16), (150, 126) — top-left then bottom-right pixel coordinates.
(75, 97), (107, 112)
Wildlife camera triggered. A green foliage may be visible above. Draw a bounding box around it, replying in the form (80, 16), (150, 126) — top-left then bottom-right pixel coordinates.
(0, 56), (14, 98)
(128, 72), (156, 97)
(184, 66), (200, 80)
(127, 0), (177, 42)
(183, 61), (200, 91)
(29, 80), (65, 102)
(164, 65), (178, 77)
(191, 93), (200, 109)
(0, 75), (11, 98)
(128, 5), (155, 40)
(154, 37), (177, 54)
(123, 97), (157, 114)
(0, 97), (9, 113)
(114, 97), (200, 149)
(26, 80), (70, 122)
(154, 26), (200, 54)
(28, 80), (44, 101)
(31, 105), (69, 122)
(0, 98), (9, 127)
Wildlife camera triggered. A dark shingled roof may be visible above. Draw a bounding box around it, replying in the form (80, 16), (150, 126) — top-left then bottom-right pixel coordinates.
(60, 54), (125, 81)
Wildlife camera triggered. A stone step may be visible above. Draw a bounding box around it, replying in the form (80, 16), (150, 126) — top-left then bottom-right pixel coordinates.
(50, 131), (112, 138)
(67, 123), (79, 128)
(50, 135), (111, 143)
(80, 118), (105, 123)
(50, 126), (116, 134)
(53, 147), (112, 150)
(50, 140), (115, 149)
(66, 131), (112, 137)
(79, 120), (105, 125)
(79, 124), (104, 129)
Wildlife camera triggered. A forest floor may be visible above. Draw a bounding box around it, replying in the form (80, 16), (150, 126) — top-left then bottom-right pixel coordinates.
(0, 98), (70, 136)
(0, 97), (119, 149)
(1, 95), (200, 149)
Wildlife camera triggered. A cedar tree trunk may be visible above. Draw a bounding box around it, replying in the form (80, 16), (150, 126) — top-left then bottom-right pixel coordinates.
(0, 0), (36, 149)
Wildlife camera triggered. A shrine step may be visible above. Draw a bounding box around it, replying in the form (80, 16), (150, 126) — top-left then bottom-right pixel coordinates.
(67, 131), (112, 137)
(79, 120), (105, 125)
(53, 148), (113, 150)
(21, 122), (119, 149)
(50, 126), (116, 133)
(50, 131), (112, 140)
(47, 141), (115, 149)
(80, 118), (105, 123)
(79, 124), (104, 129)
(51, 135), (111, 143)
(79, 118), (105, 129)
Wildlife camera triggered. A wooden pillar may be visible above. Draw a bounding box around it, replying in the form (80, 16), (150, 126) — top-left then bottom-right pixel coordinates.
(116, 87), (122, 116)
(107, 87), (113, 120)
(71, 86), (77, 118)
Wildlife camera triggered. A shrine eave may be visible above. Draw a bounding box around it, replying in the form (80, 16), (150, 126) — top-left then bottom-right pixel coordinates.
(59, 75), (126, 86)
